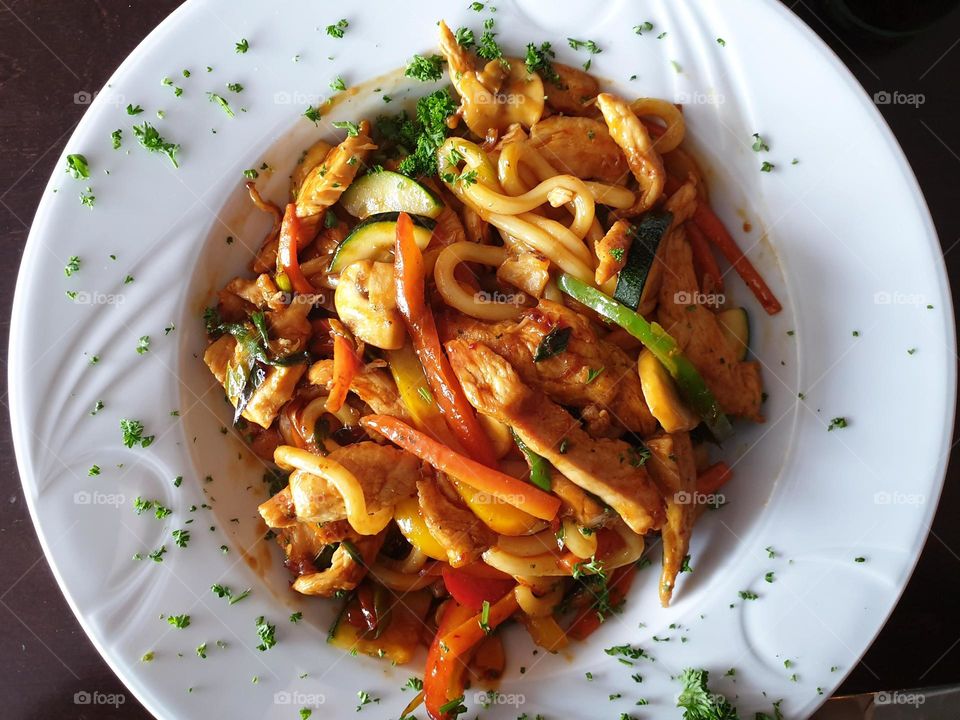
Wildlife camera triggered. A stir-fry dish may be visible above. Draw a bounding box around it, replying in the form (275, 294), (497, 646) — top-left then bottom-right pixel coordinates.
(203, 20), (781, 720)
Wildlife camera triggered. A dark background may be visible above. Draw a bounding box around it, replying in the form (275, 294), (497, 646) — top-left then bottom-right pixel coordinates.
(1, 1), (958, 718)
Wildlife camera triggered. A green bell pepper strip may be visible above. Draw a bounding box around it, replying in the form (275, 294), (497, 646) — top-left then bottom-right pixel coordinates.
(511, 430), (552, 492)
(556, 273), (733, 442)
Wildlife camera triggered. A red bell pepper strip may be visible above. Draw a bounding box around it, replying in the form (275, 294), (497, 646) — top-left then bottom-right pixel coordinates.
(441, 565), (516, 612)
(360, 415), (561, 521)
(424, 594), (520, 719)
(394, 212), (497, 466)
(278, 202), (315, 294)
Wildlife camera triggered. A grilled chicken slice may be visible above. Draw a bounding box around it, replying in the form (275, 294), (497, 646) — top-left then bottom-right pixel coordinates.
(596, 92), (665, 215)
(644, 432), (697, 606)
(203, 334), (307, 429)
(291, 530), (385, 597)
(441, 299), (657, 437)
(446, 339), (665, 534)
(656, 227), (764, 420)
(308, 359), (410, 420)
(529, 116), (628, 184)
(542, 62), (599, 116)
(417, 473), (495, 568)
(550, 470), (608, 528)
(286, 442), (420, 524)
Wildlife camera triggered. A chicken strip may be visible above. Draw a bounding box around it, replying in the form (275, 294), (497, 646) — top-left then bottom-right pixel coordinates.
(594, 219), (632, 285)
(292, 531), (385, 597)
(656, 228), (764, 420)
(596, 93), (665, 215)
(644, 432), (697, 606)
(286, 442), (420, 524)
(417, 474), (495, 567)
(529, 116), (628, 184)
(446, 339), (665, 534)
(441, 299), (657, 437)
(542, 62), (599, 115)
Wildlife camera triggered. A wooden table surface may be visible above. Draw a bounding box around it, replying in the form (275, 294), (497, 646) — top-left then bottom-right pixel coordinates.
(1, 1), (958, 718)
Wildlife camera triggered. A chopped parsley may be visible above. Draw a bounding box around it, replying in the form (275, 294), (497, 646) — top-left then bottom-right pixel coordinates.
(436, 695), (463, 716)
(303, 105), (322, 124)
(738, 590), (758, 600)
(717, 37), (727, 46)
(132, 122), (180, 167)
(111, 129), (122, 149)
(79, 188), (95, 208)
(405, 54), (444, 82)
(567, 37), (602, 70)
(854, 556), (866, 563)
(148, 546), (166, 562)
(227, 82), (244, 93)
(196, 642), (207, 659)
(136, 335), (150, 354)
(827, 416), (848, 431)
(332, 120), (360, 137)
(90, 400), (104, 416)
(469, 2), (484, 10)
(524, 42), (562, 86)
(326, 19), (349, 38)
(404, 677), (423, 691)
(634, 21), (654, 35)
(454, 27), (475, 48)
(65, 154), (90, 179)
(680, 555), (693, 573)
(752, 133), (770, 152)
(208, 92), (235, 117)
(172, 529), (190, 548)
(677, 668), (739, 720)
(235, 38), (250, 54)
(254, 615), (276, 651)
(167, 614), (190, 629)
(396, 88), (459, 178)
(605, 644), (649, 661)
(289, 611), (303, 623)
(88, 465), (100, 477)
(760, 161), (775, 173)
(477, 18), (507, 67)
(765, 572), (775, 583)
(126, 103), (144, 115)
(243, 168), (259, 179)
(120, 419), (154, 448)
(330, 76), (347, 92)
(64, 256), (80, 277)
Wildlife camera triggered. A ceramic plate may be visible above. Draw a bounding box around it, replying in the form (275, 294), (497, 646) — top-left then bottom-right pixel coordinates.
(10, 0), (955, 717)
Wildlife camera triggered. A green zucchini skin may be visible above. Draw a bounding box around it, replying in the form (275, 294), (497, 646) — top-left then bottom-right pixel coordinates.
(339, 170), (443, 219)
(328, 212), (436, 272)
(613, 210), (673, 310)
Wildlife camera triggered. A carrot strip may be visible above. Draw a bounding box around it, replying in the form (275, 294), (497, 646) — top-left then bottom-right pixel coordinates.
(692, 203), (782, 315)
(394, 212), (498, 466)
(325, 333), (360, 413)
(686, 221), (724, 294)
(277, 203), (315, 294)
(359, 415), (561, 521)
(696, 461), (732, 495)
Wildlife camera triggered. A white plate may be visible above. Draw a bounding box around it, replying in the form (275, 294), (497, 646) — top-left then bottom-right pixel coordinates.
(10, 0), (955, 717)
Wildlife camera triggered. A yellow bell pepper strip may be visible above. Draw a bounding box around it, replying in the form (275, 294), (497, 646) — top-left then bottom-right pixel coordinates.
(556, 273), (733, 442)
(360, 415), (561, 521)
(450, 478), (543, 536)
(386, 342), (461, 449)
(393, 497), (448, 561)
(394, 211), (498, 467)
(277, 203), (315, 294)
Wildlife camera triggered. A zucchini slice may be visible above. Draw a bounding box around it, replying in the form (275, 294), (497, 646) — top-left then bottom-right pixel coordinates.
(613, 210), (673, 310)
(340, 170), (443, 219)
(717, 307), (749, 361)
(328, 212), (436, 272)
(637, 348), (700, 433)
